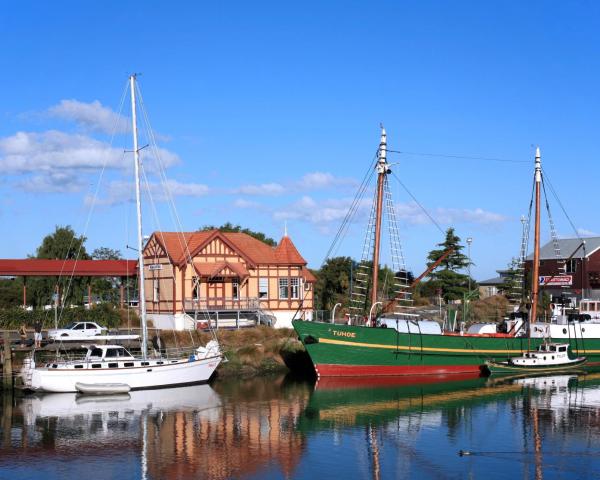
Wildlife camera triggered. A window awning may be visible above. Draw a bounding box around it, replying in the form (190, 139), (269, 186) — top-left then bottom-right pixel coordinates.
(193, 261), (249, 280)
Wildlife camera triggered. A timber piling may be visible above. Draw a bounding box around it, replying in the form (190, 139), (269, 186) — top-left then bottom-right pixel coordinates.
(2, 333), (12, 390)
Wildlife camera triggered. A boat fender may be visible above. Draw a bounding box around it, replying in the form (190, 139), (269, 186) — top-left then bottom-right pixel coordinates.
(302, 335), (319, 345)
(380, 324), (387, 328)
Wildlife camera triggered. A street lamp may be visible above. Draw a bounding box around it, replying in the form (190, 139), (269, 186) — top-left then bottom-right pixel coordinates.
(331, 303), (342, 324)
(465, 237), (473, 326)
(466, 237), (473, 292)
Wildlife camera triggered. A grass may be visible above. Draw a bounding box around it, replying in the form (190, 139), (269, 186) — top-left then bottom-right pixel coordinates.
(152, 326), (301, 378)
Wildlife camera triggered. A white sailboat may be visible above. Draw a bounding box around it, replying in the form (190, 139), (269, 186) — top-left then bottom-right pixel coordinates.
(23, 75), (223, 393)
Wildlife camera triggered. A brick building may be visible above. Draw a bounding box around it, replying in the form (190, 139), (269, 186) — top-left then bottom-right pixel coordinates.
(525, 237), (600, 305)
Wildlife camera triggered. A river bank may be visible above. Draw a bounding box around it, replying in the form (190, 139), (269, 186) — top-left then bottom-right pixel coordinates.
(172, 326), (311, 379)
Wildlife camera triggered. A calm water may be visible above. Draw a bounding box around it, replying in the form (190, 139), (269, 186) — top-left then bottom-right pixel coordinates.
(1, 373), (600, 480)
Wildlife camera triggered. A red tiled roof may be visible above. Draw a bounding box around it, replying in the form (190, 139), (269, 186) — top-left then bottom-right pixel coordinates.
(302, 269), (317, 283)
(151, 230), (308, 266)
(0, 259), (137, 277)
(193, 261), (249, 279)
(275, 236), (306, 264)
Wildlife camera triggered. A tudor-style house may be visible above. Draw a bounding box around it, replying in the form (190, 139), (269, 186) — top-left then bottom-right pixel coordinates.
(142, 230), (315, 329)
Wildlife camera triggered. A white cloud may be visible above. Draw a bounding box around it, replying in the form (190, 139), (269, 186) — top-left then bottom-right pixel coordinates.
(228, 172), (355, 198)
(577, 228), (599, 237)
(434, 207), (508, 225)
(273, 196), (369, 225)
(233, 198), (263, 209)
(296, 172), (356, 190)
(47, 99), (129, 135)
(17, 172), (87, 193)
(163, 179), (209, 197)
(271, 197), (507, 231)
(87, 179), (210, 207)
(0, 130), (126, 173)
(393, 202), (507, 226)
(0, 130), (181, 193)
(234, 183), (285, 196)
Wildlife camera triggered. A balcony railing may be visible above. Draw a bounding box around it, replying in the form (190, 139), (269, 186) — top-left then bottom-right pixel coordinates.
(184, 297), (262, 311)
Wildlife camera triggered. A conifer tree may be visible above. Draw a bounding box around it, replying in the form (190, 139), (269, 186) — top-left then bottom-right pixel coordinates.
(425, 228), (475, 302)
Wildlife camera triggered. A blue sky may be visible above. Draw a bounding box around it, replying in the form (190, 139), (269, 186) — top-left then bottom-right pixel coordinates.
(1, 1), (599, 280)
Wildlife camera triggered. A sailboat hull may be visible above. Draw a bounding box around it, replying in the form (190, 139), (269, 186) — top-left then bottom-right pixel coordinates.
(293, 320), (600, 378)
(29, 355), (221, 393)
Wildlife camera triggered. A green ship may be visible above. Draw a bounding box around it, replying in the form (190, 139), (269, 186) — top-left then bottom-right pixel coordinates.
(293, 133), (600, 379)
(292, 319), (600, 377)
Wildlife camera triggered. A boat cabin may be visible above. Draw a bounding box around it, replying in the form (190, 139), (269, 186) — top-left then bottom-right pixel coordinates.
(579, 299), (600, 320)
(86, 345), (134, 361)
(512, 343), (572, 366)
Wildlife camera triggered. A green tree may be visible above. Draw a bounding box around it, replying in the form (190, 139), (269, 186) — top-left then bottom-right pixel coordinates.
(91, 247), (124, 304)
(425, 228), (474, 302)
(36, 225), (89, 260)
(501, 257), (523, 302)
(91, 247), (122, 260)
(199, 222), (277, 246)
(0, 278), (23, 308)
(314, 257), (415, 314)
(313, 257), (352, 311)
(29, 226), (90, 307)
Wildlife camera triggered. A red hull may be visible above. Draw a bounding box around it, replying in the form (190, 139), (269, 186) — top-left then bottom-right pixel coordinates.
(316, 372), (481, 389)
(315, 363), (483, 378)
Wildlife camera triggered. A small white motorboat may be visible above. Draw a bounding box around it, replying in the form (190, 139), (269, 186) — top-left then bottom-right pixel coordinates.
(486, 342), (587, 375)
(75, 382), (131, 395)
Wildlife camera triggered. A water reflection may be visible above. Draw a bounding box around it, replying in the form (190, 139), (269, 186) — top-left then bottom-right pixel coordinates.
(1, 378), (311, 480)
(2, 373), (600, 479)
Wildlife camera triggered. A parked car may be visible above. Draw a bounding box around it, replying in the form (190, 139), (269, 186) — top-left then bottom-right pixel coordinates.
(47, 322), (107, 340)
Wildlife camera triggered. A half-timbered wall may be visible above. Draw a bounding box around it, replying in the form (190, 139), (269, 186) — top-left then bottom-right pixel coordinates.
(143, 236), (177, 314)
(143, 234), (314, 316)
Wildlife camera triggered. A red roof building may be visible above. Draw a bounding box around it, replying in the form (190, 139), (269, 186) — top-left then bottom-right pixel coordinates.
(0, 259), (138, 308)
(142, 230), (315, 328)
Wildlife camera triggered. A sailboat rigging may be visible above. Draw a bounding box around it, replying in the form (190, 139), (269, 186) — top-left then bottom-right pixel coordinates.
(23, 75), (222, 392)
(292, 130), (600, 379)
(486, 148), (587, 375)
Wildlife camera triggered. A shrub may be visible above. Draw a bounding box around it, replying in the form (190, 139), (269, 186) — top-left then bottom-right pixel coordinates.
(0, 304), (122, 330)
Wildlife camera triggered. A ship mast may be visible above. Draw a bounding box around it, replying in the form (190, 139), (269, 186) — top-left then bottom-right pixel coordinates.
(130, 74), (148, 359)
(370, 126), (389, 319)
(530, 147), (542, 330)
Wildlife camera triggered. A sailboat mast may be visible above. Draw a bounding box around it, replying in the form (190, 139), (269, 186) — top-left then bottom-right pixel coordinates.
(130, 74), (148, 359)
(370, 127), (388, 317)
(530, 147), (542, 326)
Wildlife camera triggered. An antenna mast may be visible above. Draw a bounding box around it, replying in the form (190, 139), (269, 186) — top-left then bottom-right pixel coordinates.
(530, 147), (542, 329)
(130, 74), (148, 359)
(370, 126), (388, 318)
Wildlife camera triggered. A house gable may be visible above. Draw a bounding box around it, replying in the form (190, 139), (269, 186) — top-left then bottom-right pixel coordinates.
(188, 231), (257, 268)
(144, 233), (173, 263)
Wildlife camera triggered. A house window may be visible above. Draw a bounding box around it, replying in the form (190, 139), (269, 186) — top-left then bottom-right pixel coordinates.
(290, 278), (300, 299)
(192, 276), (200, 300)
(153, 279), (160, 303)
(259, 278), (268, 299)
(232, 279), (239, 300)
(566, 259), (577, 274)
(279, 278), (289, 299)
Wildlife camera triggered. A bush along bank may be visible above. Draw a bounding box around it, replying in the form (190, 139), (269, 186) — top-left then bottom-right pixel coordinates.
(0, 304), (124, 330)
(159, 326), (312, 379)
